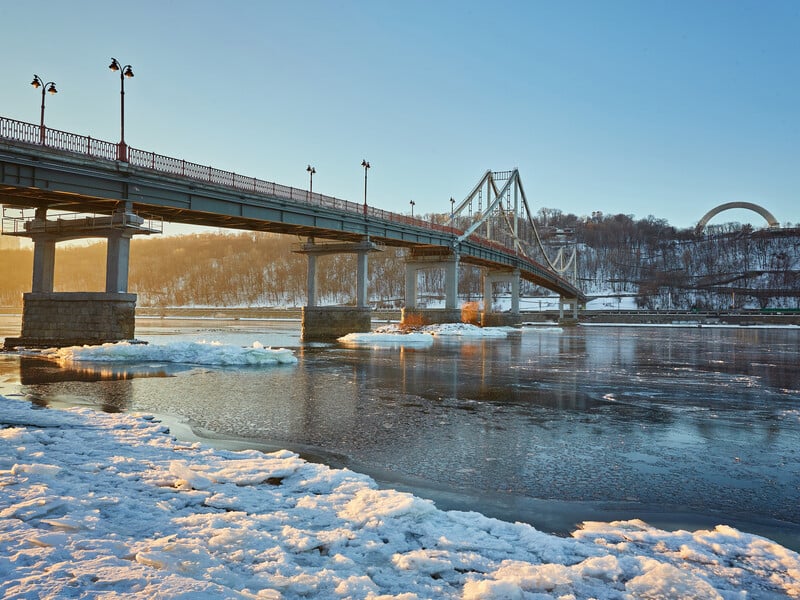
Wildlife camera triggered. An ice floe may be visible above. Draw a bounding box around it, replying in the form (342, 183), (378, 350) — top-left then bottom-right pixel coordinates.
(38, 340), (298, 366)
(339, 322), (510, 346)
(1, 396), (798, 599)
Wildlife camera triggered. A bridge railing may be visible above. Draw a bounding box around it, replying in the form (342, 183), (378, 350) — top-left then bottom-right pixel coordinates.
(1, 116), (119, 161)
(0, 115), (582, 296)
(0, 118), (38, 143)
(0, 116), (465, 235)
(1, 206), (163, 236)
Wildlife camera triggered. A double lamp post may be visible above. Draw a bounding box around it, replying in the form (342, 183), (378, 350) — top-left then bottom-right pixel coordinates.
(30, 58), (133, 161)
(108, 58), (134, 161)
(30, 75), (57, 144)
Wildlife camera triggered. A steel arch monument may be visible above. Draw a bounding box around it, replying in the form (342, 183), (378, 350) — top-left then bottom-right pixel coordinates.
(695, 202), (779, 234)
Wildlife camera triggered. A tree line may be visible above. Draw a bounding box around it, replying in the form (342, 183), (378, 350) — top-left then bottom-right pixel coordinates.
(0, 213), (797, 310)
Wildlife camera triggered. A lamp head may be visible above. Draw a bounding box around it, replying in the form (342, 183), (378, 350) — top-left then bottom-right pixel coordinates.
(109, 58), (120, 71)
(123, 66), (134, 78)
(31, 75), (41, 89)
(47, 83), (57, 95)
(361, 160), (370, 169)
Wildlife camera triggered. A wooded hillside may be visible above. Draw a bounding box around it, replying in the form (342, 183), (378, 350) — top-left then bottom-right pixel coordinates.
(1, 213), (797, 310)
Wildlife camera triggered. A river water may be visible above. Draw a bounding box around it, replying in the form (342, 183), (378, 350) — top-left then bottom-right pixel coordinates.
(1, 315), (798, 550)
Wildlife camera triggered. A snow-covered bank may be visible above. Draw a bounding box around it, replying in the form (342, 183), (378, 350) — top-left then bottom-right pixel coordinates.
(1, 397), (797, 599)
(581, 322), (800, 329)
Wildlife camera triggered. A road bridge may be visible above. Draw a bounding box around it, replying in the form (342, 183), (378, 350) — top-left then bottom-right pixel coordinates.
(0, 115), (585, 345)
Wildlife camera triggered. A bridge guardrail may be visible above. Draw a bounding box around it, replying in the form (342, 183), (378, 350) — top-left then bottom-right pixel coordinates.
(0, 116), (469, 236)
(1, 206), (163, 235)
(0, 115), (583, 298)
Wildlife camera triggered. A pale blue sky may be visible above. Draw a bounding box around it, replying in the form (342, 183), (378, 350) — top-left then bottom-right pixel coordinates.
(2, 0), (798, 230)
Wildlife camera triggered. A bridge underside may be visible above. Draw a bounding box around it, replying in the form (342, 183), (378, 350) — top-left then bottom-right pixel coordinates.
(1, 142), (586, 303)
(0, 147), (443, 248)
(406, 246), (581, 293)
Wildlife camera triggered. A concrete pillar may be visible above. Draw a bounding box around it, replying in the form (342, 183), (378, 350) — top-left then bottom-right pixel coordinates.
(31, 207), (55, 293)
(483, 273), (494, 314)
(105, 204), (134, 294)
(480, 269), (522, 326)
(482, 269), (520, 314)
(302, 306), (372, 341)
(557, 298), (578, 321)
(445, 255), (459, 310)
(356, 249), (368, 308)
(306, 253), (318, 307)
(31, 237), (56, 293)
(405, 263), (418, 309)
(105, 231), (132, 293)
(5, 292), (137, 349)
(295, 237), (380, 313)
(511, 269), (520, 313)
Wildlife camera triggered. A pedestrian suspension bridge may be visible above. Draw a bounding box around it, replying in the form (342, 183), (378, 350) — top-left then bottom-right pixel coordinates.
(0, 114), (585, 345)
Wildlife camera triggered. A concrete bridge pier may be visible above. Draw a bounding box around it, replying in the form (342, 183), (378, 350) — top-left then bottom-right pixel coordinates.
(297, 238), (381, 341)
(558, 297), (580, 324)
(481, 268), (521, 327)
(401, 251), (462, 326)
(105, 229), (133, 293)
(3, 204), (153, 350)
(30, 209), (56, 293)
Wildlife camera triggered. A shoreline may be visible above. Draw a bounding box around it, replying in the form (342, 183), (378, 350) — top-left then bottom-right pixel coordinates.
(161, 412), (800, 553)
(2, 395), (798, 598)
(2, 317), (798, 556)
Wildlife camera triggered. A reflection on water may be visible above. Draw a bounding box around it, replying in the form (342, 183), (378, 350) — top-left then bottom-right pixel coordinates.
(1, 317), (798, 550)
(19, 356), (170, 384)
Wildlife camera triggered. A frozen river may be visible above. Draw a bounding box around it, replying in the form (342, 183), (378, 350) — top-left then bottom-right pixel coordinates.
(1, 315), (798, 551)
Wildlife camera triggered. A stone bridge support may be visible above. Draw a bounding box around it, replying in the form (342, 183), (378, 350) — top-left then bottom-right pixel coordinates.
(481, 268), (521, 327)
(3, 204), (156, 350)
(401, 250), (462, 325)
(296, 238), (381, 341)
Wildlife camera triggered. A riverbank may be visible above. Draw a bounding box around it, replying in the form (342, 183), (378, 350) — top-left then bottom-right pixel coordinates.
(2, 305), (799, 329)
(2, 395), (798, 598)
(134, 306), (800, 327)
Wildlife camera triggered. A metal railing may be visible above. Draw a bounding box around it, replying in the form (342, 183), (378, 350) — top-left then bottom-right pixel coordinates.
(0, 115), (582, 296)
(1, 206), (163, 236)
(0, 116), (467, 233)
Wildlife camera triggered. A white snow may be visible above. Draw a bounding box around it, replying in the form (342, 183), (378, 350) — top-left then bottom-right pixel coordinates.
(1, 396), (798, 599)
(37, 340), (298, 366)
(520, 324), (564, 333)
(581, 322), (800, 329)
(338, 325), (434, 347)
(421, 323), (508, 338)
(339, 323), (510, 346)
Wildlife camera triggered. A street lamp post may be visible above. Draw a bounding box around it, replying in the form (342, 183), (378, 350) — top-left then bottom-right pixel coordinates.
(306, 165), (316, 201)
(361, 159), (370, 216)
(410, 199), (415, 218)
(108, 58), (134, 161)
(30, 75), (57, 144)
(450, 197), (455, 219)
